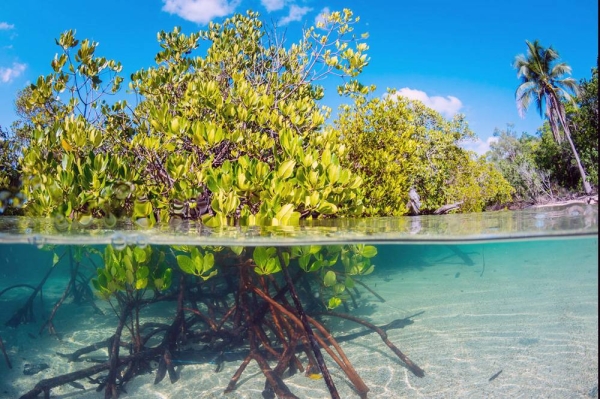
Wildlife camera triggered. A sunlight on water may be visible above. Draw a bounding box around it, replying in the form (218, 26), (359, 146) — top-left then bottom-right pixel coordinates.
(0, 204), (597, 246)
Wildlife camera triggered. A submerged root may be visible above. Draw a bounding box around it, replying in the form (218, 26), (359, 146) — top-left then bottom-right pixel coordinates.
(17, 261), (424, 399)
(315, 311), (425, 378)
(5, 252), (67, 328)
(0, 335), (12, 369)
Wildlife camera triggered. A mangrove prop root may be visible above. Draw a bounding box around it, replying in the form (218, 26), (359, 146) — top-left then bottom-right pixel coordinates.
(154, 275), (186, 385)
(105, 303), (133, 399)
(183, 307), (217, 331)
(252, 285), (351, 398)
(0, 284), (36, 298)
(56, 337), (116, 362)
(242, 269), (298, 399)
(155, 349), (178, 385)
(224, 269), (266, 394)
(5, 254), (62, 327)
(252, 347), (298, 399)
(39, 257), (81, 336)
(277, 249), (341, 399)
(316, 311), (425, 378)
(224, 354), (252, 393)
(19, 255), (424, 399)
(266, 283), (366, 393)
(305, 314), (369, 395)
(18, 348), (162, 399)
(353, 279), (386, 303)
(0, 335), (12, 369)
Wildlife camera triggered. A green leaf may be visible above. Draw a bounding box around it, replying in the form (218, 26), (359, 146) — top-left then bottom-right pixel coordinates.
(133, 247), (147, 263)
(316, 201), (337, 214)
(199, 269), (217, 281)
(275, 203), (295, 224)
(133, 200), (152, 218)
(137, 266), (149, 279)
(279, 251), (290, 267)
(162, 268), (172, 289)
(327, 297), (342, 309)
(333, 283), (345, 294)
(361, 245), (377, 258)
(176, 255), (195, 274)
(135, 278), (148, 290)
(202, 252), (215, 273)
(266, 257), (281, 274)
(299, 254), (311, 271)
(323, 270), (337, 287)
(253, 247), (268, 267)
(123, 256), (133, 271)
(362, 264), (375, 275)
(230, 246), (244, 255)
(277, 159), (296, 179)
(309, 245), (322, 254)
(345, 276), (355, 289)
(126, 269), (134, 284)
(78, 214), (93, 226)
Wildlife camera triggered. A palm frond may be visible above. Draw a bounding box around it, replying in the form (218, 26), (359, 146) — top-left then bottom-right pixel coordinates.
(515, 81), (538, 118)
(543, 45), (560, 66)
(557, 77), (580, 97)
(550, 62), (572, 77)
(513, 40), (582, 127)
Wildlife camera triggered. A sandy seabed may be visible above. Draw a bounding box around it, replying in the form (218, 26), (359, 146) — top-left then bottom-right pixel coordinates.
(1, 238), (597, 399)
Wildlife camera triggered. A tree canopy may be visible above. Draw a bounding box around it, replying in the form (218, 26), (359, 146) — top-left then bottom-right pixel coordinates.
(514, 40), (592, 194)
(335, 92), (513, 215)
(1, 9), (523, 222)
(488, 64), (598, 200)
(14, 10), (372, 227)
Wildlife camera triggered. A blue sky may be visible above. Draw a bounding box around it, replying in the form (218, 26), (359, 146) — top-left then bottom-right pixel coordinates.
(1, 0), (597, 154)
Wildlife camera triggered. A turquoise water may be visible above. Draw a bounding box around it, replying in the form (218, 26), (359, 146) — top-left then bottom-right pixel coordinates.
(0, 205), (597, 398)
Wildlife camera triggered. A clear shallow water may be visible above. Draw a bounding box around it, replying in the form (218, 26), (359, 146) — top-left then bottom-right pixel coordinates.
(0, 205), (597, 399)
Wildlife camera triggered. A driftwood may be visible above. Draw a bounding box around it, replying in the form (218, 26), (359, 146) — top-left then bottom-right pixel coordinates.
(433, 201), (463, 215)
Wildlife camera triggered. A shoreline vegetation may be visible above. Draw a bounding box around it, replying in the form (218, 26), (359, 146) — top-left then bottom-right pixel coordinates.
(487, 194), (598, 212)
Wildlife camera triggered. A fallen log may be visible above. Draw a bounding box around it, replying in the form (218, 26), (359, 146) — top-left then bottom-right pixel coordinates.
(433, 201), (463, 215)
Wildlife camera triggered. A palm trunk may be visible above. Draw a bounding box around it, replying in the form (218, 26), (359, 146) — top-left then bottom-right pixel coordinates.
(553, 102), (593, 195)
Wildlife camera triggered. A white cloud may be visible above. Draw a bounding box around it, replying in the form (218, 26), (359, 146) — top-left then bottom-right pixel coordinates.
(279, 4), (312, 26)
(261, 0), (285, 12)
(161, 0), (240, 24)
(391, 87), (463, 118)
(314, 7), (330, 27)
(461, 136), (498, 155)
(0, 62), (26, 83)
(0, 22), (15, 30)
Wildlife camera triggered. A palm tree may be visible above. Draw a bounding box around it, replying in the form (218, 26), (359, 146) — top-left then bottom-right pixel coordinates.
(514, 40), (592, 195)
